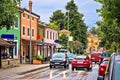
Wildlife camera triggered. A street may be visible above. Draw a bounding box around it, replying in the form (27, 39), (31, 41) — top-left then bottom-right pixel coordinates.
(11, 63), (99, 80)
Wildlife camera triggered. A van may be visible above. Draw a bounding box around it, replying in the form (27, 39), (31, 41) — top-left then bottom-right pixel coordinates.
(90, 52), (101, 63)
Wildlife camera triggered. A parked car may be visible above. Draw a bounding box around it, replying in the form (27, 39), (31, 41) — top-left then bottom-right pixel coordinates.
(99, 52), (112, 64)
(49, 52), (69, 68)
(90, 52), (101, 63)
(98, 53), (120, 80)
(68, 53), (76, 63)
(97, 57), (109, 80)
(71, 55), (92, 71)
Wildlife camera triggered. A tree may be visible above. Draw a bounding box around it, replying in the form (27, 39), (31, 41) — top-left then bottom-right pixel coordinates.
(48, 21), (59, 30)
(59, 34), (68, 48)
(69, 40), (82, 54)
(49, 10), (65, 28)
(95, 0), (120, 52)
(65, 0), (88, 47)
(0, 0), (21, 29)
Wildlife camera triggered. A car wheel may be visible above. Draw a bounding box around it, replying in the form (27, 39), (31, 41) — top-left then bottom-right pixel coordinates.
(64, 65), (67, 68)
(50, 65), (52, 68)
(89, 64), (92, 70)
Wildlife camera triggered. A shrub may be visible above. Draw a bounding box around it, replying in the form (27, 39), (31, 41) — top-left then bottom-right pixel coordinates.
(33, 55), (43, 61)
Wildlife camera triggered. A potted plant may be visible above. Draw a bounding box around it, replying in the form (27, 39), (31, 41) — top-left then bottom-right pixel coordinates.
(33, 55), (43, 64)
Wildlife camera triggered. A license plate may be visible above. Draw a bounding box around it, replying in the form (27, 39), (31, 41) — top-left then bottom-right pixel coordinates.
(77, 61), (83, 64)
(55, 63), (59, 64)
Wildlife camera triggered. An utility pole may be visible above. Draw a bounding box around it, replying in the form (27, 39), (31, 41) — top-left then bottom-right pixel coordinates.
(29, 0), (32, 64)
(67, 10), (69, 51)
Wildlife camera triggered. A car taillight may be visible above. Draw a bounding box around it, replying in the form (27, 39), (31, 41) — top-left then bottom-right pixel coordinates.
(72, 59), (77, 63)
(100, 66), (105, 71)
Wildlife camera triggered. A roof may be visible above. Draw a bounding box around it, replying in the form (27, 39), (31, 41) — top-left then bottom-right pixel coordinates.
(23, 8), (40, 18)
(0, 38), (14, 46)
(59, 29), (71, 35)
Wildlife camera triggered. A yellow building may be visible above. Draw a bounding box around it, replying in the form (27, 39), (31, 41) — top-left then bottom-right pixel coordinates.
(87, 33), (100, 52)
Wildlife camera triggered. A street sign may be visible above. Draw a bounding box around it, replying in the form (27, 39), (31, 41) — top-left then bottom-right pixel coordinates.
(54, 40), (59, 43)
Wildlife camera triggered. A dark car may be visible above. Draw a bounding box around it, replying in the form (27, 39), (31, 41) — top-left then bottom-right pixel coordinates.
(68, 53), (76, 63)
(71, 55), (92, 71)
(98, 53), (120, 80)
(49, 52), (69, 68)
(97, 57), (109, 80)
(99, 52), (112, 64)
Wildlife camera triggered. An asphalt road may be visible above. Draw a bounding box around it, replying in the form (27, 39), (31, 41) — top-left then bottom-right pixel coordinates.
(15, 63), (99, 80)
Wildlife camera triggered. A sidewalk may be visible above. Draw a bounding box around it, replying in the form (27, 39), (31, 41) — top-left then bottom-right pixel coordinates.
(0, 63), (49, 79)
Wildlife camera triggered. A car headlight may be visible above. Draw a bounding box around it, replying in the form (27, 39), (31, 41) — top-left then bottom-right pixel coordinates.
(50, 59), (52, 61)
(63, 59), (66, 61)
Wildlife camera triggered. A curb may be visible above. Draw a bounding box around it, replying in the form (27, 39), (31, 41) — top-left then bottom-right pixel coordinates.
(17, 65), (49, 75)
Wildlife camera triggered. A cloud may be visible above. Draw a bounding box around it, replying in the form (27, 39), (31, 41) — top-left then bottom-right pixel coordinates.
(21, 0), (101, 28)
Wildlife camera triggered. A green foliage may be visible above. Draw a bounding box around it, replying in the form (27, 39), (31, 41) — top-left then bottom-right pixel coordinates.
(50, 0), (88, 48)
(95, 0), (120, 52)
(33, 55), (43, 61)
(108, 49), (115, 53)
(48, 21), (59, 30)
(0, 0), (20, 29)
(69, 40), (82, 54)
(65, 0), (88, 46)
(49, 10), (65, 27)
(59, 34), (68, 48)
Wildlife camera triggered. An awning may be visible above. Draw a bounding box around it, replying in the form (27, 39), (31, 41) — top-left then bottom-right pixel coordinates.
(54, 43), (63, 48)
(0, 38), (14, 47)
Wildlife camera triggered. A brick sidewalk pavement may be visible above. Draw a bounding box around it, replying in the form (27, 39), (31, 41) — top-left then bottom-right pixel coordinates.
(0, 63), (49, 80)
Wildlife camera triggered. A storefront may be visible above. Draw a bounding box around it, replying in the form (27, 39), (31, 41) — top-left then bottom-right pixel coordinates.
(0, 38), (19, 68)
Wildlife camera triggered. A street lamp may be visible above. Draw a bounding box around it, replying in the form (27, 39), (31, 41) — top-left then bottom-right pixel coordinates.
(67, 10), (69, 51)
(29, 0), (32, 64)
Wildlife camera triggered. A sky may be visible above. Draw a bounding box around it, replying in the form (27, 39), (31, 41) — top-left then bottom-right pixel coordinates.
(21, 0), (101, 29)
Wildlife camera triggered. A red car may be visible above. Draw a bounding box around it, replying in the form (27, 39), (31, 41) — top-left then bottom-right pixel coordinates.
(90, 52), (101, 63)
(71, 55), (92, 71)
(98, 57), (109, 79)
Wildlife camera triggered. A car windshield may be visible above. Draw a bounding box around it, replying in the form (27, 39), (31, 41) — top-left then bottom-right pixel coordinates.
(75, 56), (86, 60)
(52, 53), (65, 59)
(103, 60), (108, 64)
(68, 54), (75, 58)
(113, 61), (120, 80)
(101, 52), (111, 57)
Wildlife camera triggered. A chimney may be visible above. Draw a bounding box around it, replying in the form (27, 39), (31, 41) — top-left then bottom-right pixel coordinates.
(29, 0), (32, 12)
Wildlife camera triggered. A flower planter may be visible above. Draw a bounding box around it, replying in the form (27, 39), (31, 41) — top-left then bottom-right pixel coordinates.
(33, 60), (42, 64)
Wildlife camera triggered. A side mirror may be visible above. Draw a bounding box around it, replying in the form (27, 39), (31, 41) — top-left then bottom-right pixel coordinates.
(97, 76), (104, 80)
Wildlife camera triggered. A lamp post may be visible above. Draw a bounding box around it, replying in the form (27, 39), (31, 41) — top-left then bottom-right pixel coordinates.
(29, 0), (32, 64)
(67, 10), (69, 51)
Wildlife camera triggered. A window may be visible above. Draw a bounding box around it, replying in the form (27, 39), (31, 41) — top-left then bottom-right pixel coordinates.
(28, 28), (30, 36)
(32, 29), (34, 36)
(28, 15), (30, 19)
(53, 32), (54, 40)
(23, 13), (25, 17)
(47, 31), (49, 39)
(50, 32), (52, 39)
(56, 33), (57, 39)
(32, 17), (34, 21)
(23, 26), (25, 35)
(15, 17), (18, 28)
